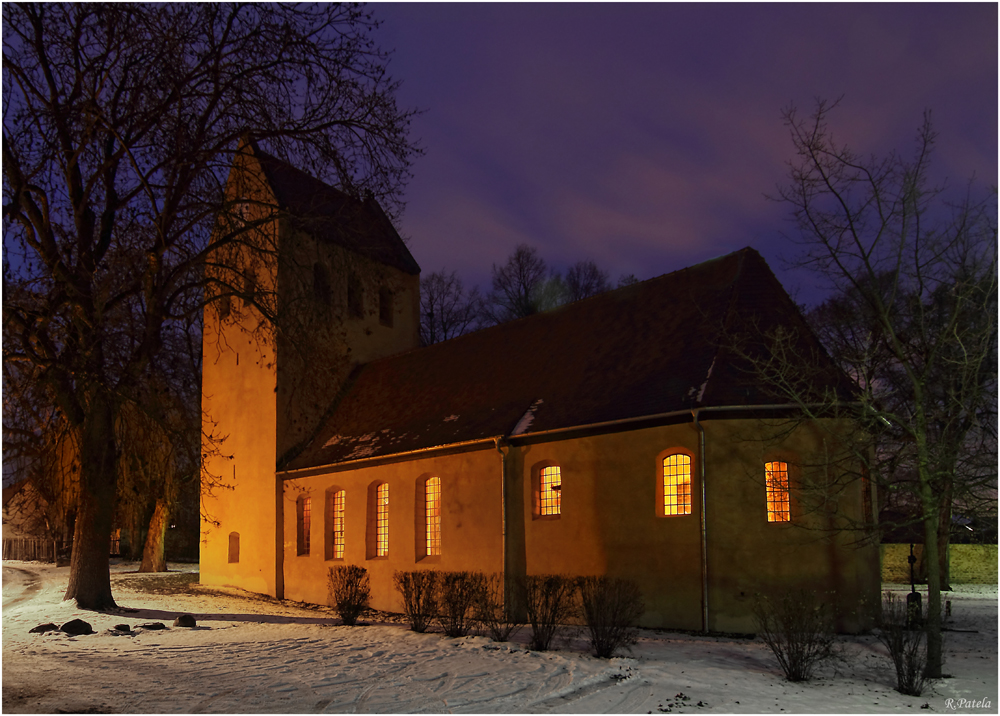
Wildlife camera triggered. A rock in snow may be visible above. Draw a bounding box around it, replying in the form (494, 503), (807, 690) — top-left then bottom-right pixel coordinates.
(173, 614), (197, 627)
(60, 619), (94, 635)
(28, 623), (59, 634)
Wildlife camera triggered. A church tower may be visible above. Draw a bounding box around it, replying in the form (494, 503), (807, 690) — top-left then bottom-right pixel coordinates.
(200, 141), (420, 597)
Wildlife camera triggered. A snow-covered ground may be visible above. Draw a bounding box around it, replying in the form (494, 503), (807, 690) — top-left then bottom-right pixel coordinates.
(2, 561), (996, 714)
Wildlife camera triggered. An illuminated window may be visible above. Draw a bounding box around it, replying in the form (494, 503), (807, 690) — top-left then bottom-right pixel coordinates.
(663, 454), (692, 516)
(228, 532), (240, 563)
(376, 483), (389, 557)
(425, 477), (441, 556)
(327, 489), (345, 560)
(539, 466), (562, 516)
(765, 461), (791, 522)
(297, 495), (312, 555)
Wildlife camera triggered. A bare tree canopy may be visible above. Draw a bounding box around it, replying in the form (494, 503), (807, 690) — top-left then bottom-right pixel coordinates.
(769, 100), (997, 678)
(565, 260), (611, 302)
(419, 270), (483, 345)
(2, 3), (419, 609)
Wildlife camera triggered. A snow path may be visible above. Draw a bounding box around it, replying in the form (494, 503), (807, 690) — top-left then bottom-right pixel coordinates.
(2, 562), (996, 714)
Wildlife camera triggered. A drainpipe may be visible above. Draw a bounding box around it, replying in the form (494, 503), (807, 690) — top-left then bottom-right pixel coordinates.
(494, 437), (508, 580)
(692, 409), (708, 633)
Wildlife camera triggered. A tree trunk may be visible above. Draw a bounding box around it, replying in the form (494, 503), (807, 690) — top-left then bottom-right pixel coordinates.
(139, 498), (170, 573)
(921, 481), (943, 678)
(63, 398), (119, 609)
(937, 480), (953, 590)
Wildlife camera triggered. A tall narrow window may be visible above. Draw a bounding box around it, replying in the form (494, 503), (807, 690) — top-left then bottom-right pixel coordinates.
(376, 483), (389, 556)
(379, 287), (394, 326)
(663, 454), (692, 515)
(425, 477), (441, 556)
(313, 262), (332, 306)
(297, 495), (312, 555)
(765, 461), (791, 522)
(228, 532), (240, 563)
(861, 467), (873, 525)
(539, 466), (562, 516)
(348, 273), (363, 318)
(327, 489), (345, 560)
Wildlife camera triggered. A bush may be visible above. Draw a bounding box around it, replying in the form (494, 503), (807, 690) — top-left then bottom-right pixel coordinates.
(328, 565), (370, 626)
(393, 570), (438, 633)
(437, 571), (484, 637)
(521, 574), (577, 651)
(752, 590), (836, 682)
(876, 591), (929, 696)
(579, 576), (645, 658)
(476, 572), (523, 642)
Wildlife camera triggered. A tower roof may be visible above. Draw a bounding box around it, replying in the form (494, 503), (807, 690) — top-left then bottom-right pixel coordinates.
(251, 145), (420, 275)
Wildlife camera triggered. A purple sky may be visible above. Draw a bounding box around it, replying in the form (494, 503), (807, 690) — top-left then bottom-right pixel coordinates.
(374, 3), (997, 305)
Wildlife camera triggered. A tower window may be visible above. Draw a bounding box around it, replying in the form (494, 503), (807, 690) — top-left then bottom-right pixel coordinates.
(228, 532), (240, 563)
(348, 274), (363, 318)
(379, 287), (394, 326)
(314, 262), (331, 305)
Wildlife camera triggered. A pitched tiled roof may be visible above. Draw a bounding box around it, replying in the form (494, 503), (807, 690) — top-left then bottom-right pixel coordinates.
(253, 146), (420, 275)
(285, 248), (852, 471)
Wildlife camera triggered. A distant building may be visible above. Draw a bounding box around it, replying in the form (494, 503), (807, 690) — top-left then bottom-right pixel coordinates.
(200, 143), (880, 632)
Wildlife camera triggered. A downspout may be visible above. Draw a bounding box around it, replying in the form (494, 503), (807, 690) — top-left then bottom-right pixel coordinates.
(692, 409), (708, 633)
(494, 437), (508, 580)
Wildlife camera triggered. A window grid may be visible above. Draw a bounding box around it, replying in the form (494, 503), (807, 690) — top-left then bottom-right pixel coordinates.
(298, 497), (312, 555)
(425, 477), (441, 556)
(663, 454), (692, 515)
(330, 490), (345, 559)
(765, 461), (791, 522)
(539, 466), (562, 516)
(376, 483), (389, 556)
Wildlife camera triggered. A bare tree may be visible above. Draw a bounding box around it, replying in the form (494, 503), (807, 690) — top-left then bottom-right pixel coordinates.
(484, 244), (571, 323)
(767, 100), (997, 678)
(420, 270), (483, 345)
(2, 4), (418, 609)
(565, 260), (611, 302)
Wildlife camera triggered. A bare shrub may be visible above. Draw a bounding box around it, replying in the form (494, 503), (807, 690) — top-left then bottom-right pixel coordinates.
(476, 572), (523, 642)
(328, 565), (370, 626)
(579, 576), (645, 658)
(437, 571), (484, 637)
(876, 592), (929, 696)
(393, 570), (438, 633)
(752, 590), (836, 681)
(521, 574), (577, 651)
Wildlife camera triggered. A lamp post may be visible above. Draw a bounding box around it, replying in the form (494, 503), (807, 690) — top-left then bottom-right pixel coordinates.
(906, 542), (923, 629)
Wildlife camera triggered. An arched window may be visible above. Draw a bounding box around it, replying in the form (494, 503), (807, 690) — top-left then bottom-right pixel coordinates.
(662, 453), (692, 516)
(367, 482), (389, 558)
(326, 488), (345, 560)
(348, 273), (364, 318)
(296, 495), (312, 555)
(228, 532), (240, 563)
(765, 461), (791, 522)
(379, 287), (394, 326)
(424, 477), (441, 557)
(539, 465), (561, 517)
(313, 262), (332, 305)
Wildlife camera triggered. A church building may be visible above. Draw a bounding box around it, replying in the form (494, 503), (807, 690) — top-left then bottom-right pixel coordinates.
(200, 143), (880, 633)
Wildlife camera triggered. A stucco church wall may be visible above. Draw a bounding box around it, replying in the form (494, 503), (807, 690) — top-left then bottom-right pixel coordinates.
(281, 448), (503, 611)
(201, 303), (281, 597)
(510, 417), (879, 633)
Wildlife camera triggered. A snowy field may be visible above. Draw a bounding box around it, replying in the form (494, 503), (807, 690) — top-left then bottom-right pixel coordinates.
(2, 561), (996, 714)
